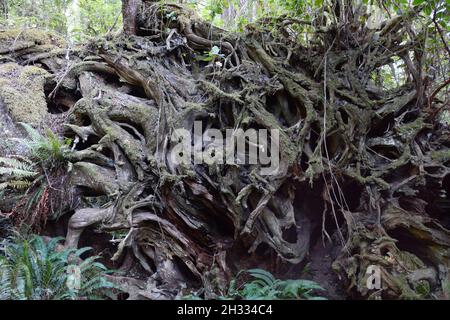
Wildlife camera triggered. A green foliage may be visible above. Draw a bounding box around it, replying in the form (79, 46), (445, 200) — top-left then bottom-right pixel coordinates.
(195, 45), (225, 62)
(1, 0), (448, 42)
(185, 268), (326, 300)
(203, 0), (229, 20)
(226, 269), (327, 300)
(0, 123), (73, 226)
(439, 110), (450, 126)
(0, 154), (46, 228)
(15, 122), (72, 166)
(75, 0), (122, 41)
(0, 234), (117, 300)
(0, 0), (74, 35)
(0, 0), (122, 41)
(0, 156), (38, 191)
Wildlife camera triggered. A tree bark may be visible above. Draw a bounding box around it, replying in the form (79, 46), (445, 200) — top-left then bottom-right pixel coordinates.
(121, 0), (142, 35)
(0, 0), (7, 19)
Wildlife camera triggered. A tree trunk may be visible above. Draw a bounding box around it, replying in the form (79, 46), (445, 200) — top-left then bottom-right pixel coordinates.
(121, 0), (142, 35)
(0, 0), (7, 19)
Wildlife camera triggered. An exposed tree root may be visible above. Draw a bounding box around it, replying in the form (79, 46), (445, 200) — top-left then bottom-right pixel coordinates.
(0, 2), (449, 299)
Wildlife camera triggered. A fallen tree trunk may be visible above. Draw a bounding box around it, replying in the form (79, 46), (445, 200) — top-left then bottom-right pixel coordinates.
(0, 1), (449, 299)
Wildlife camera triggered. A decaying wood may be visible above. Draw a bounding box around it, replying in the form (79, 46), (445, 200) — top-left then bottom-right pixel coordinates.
(0, 1), (449, 299)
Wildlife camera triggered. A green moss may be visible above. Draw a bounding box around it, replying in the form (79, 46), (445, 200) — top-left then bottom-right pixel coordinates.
(71, 162), (119, 195)
(18, 65), (48, 82)
(0, 28), (65, 48)
(430, 149), (450, 162)
(0, 63), (49, 125)
(395, 117), (427, 141)
(439, 110), (450, 126)
(398, 250), (426, 270)
(0, 63), (17, 75)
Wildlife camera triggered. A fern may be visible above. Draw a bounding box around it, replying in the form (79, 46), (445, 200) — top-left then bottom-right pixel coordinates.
(1, 123), (73, 227)
(24, 179), (45, 214)
(7, 180), (33, 190)
(0, 235), (119, 300)
(0, 167), (38, 178)
(16, 123), (72, 164)
(0, 157), (35, 172)
(19, 123), (43, 144)
(0, 257), (12, 299)
(225, 268), (326, 300)
(184, 268), (327, 300)
(0, 156), (39, 191)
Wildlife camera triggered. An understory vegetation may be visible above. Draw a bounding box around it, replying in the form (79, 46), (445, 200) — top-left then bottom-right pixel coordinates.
(0, 0), (449, 300)
(0, 123), (72, 230)
(186, 269), (327, 300)
(0, 234), (116, 300)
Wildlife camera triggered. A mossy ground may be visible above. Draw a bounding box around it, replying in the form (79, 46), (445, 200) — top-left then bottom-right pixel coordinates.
(0, 28), (65, 52)
(0, 63), (49, 125)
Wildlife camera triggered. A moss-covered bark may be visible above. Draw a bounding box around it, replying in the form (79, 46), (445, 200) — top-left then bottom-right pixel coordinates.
(0, 2), (449, 299)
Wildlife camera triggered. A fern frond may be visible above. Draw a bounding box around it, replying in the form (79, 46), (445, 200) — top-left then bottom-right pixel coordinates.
(0, 167), (38, 179)
(0, 157), (35, 172)
(16, 123), (71, 163)
(0, 235), (117, 300)
(8, 180), (33, 190)
(18, 123), (45, 144)
(227, 268), (327, 300)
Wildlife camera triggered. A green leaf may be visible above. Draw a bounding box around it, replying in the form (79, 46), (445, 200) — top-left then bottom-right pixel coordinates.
(246, 268), (276, 286)
(210, 45), (220, 55)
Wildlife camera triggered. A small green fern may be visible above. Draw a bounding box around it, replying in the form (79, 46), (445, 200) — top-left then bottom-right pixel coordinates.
(0, 123), (74, 227)
(15, 123), (72, 164)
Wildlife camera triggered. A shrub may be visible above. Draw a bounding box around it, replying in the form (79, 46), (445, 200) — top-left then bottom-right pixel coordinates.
(15, 122), (72, 166)
(184, 268), (327, 300)
(0, 123), (73, 229)
(226, 268), (327, 300)
(0, 234), (117, 300)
